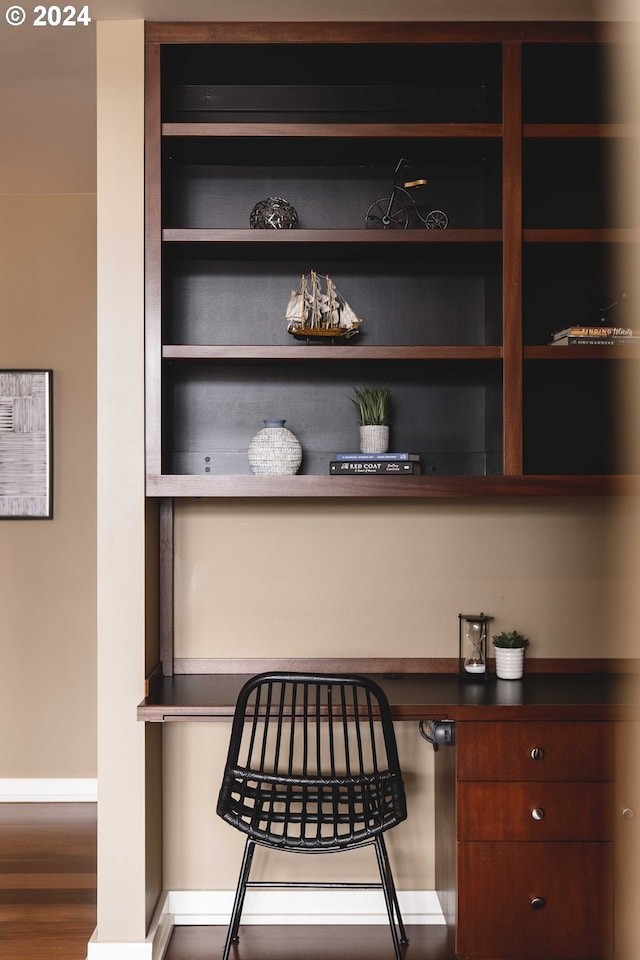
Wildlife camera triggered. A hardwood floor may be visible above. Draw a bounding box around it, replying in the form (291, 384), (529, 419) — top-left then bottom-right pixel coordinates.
(165, 924), (453, 960)
(0, 803), (453, 959)
(0, 803), (97, 960)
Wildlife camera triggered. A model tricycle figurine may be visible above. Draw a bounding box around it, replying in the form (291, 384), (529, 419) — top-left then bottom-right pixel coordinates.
(365, 158), (448, 230)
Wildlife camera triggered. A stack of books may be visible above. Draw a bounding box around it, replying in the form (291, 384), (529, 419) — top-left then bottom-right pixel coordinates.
(550, 325), (640, 346)
(329, 452), (421, 475)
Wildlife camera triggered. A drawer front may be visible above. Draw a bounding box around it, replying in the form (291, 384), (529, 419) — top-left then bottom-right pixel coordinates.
(458, 781), (613, 841)
(457, 721), (613, 781)
(457, 841), (613, 959)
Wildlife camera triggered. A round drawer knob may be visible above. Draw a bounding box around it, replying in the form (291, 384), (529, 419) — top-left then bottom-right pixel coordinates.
(531, 897), (546, 910)
(622, 808), (635, 820)
(530, 747), (544, 761)
(531, 807), (545, 821)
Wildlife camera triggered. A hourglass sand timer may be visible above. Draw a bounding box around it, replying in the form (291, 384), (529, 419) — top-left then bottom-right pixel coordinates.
(458, 613), (492, 679)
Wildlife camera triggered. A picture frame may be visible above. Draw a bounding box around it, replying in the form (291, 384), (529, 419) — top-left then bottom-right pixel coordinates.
(0, 370), (53, 519)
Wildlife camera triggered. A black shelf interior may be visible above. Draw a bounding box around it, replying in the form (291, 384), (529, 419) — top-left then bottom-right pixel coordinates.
(523, 359), (625, 475)
(162, 243), (503, 347)
(522, 43), (621, 124)
(162, 139), (503, 231)
(522, 243), (630, 344)
(162, 358), (503, 477)
(161, 43), (502, 123)
(522, 139), (615, 230)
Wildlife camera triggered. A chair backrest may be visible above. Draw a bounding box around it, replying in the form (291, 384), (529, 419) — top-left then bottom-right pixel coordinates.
(217, 672), (407, 849)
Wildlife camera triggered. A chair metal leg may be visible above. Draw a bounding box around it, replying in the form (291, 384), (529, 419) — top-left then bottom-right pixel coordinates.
(374, 835), (408, 960)
(222, 838), (256, 960)
(376, 833), (409, 945)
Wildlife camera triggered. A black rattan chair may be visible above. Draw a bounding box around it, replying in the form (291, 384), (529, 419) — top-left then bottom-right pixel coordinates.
(216, 672), (409, 960)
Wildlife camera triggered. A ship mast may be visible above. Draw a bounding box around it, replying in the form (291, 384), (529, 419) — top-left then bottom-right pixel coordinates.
(326, 275), (336, 329)
(299, 274), (306, 326)
(310, 270), (320, 330)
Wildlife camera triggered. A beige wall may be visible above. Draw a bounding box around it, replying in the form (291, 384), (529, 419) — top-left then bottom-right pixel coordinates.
(0, 192), (96, 778)
(174, 499), (624, 661)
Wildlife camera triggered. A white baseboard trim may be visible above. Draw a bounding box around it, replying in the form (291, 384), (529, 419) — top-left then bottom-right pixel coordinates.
(0, 778), (97, 802)
(85, 888), (444, 959)
(86, 938), (154, 960)
(169, 888), (445, 926)
(86, 892), (173, 960)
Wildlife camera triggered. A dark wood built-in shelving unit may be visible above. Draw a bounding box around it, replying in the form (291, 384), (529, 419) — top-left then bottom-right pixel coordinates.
(143, 19), (640, 687)
(141, 26), (637, 959)
(145, 21), (639, 498)
(143, 17), (640, 671)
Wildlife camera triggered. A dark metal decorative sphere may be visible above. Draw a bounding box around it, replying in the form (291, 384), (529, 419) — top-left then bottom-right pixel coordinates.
(249, 197), (298, 230)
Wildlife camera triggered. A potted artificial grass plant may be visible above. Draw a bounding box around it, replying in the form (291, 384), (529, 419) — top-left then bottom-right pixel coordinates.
(351, 385), (392, 453)
(492, 630), (529, 679)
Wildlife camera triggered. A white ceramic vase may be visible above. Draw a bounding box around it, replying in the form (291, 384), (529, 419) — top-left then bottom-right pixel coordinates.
(494, 647), (525, 680)
(359, 424), (389, 454)
(248, 419), (302, 476)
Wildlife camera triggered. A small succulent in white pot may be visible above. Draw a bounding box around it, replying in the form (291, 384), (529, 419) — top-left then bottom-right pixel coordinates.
(350, 386), (391, 453)
(492, 630), (529, 679)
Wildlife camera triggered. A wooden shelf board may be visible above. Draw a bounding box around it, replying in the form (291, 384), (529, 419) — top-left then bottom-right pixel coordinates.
(523, 228), (640, 243)
(145, 21), (601, 45)
(162, 122), (503, 138)
(145, 473), (634, 499)
(162, 345), (503, 360)
(524, 123), (640, 138)
(162, 120), (640, 141)
(162, 228), (503, 243)
(525, 344), (640, 359)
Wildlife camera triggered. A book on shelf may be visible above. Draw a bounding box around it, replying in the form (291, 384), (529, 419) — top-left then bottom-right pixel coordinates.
(334, 452), (420, 461)
(330, 460), (421, 475)
(552, 325), (639, 341)
(551, 335), (640, 346)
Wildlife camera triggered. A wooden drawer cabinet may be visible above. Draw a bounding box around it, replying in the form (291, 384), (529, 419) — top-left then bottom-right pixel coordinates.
(441, 721), (614, 960)
(458, 781), (613, 841)
(457, 842), (613, 960)
(457, 720), (614, 781)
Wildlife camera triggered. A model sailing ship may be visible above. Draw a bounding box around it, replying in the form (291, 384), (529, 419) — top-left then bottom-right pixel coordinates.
(286, 270), (363, 341)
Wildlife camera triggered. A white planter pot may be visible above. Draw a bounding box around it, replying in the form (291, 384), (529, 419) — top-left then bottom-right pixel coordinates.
(359, 424), (389, 454)
(494, 647), (525, 680)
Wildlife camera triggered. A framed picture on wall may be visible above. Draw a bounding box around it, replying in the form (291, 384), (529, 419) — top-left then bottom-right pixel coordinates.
(0, 370), (53, 519)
